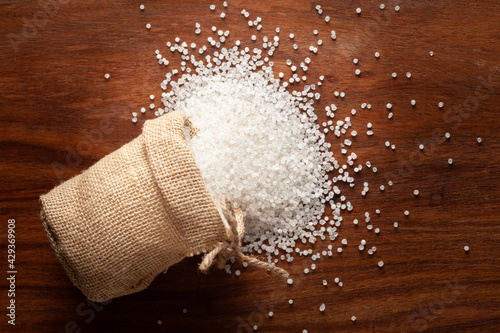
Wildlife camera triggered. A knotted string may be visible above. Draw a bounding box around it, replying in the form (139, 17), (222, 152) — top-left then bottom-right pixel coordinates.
(199, 196), (289, 279)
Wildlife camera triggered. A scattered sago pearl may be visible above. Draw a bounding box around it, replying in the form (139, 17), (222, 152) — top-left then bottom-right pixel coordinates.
(477, 137), (482, 144)
(287, 278), (294, 285)
(351, 316), (357, 322)
(140, 107), (146, 113)
(289, 299), (293, 305)
(325, 16), (330, 22)
(464, 245), (470, 252)
(439, 102), (444, 108)
(419, 144), (424, 150)
(319, 303), (326, 312)
(380, 4), (385, 10)
(353, 58), (359, 64)
(406, 72), (412, 78)
(411, 99), (416, 106)
(338, 282), (343, 287)
(140, 4), (145, 11)
(104, 73), (110, 79)
(448, 158), (453, 165)
(378, 261), (384, 267)
(386, 103), (392, 109)
(210, 4), (215, 10)
(268, 311), (273, 318)
(445, 132), (451, 139)
(355, 69), (361, 75)
(429, 51), (434, 56)
(404, 210), (410, 216)
(356, 8), (362, 14)
(375, 52), (380, 58)
(392, 72), (397, 78)
(414, 190), (419, 196)
(394, 222), (399, 228)
(146, 23), (151, 29)
(395, 5), (400, 12)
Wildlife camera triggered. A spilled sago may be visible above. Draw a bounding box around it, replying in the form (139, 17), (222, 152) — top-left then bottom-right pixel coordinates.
(159, 49), (343, 266)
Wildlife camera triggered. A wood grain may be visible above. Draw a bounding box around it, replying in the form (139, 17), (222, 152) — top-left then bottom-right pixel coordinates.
(0, 0), (499, 332)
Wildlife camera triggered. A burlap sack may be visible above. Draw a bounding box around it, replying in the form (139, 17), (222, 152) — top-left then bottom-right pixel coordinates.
(40, 111), (240, 302)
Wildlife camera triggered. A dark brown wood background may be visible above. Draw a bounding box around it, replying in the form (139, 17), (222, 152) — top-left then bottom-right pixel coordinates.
(0, 0), (499, 332)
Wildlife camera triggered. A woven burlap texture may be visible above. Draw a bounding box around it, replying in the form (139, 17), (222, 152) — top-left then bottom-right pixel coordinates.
(40, 111), (232, 302)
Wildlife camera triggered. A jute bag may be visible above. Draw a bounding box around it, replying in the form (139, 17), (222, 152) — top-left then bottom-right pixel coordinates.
(40, 111), (287, 302)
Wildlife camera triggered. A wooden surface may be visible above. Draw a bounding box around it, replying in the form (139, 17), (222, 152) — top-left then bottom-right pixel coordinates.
(1, 0), (499, 332)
